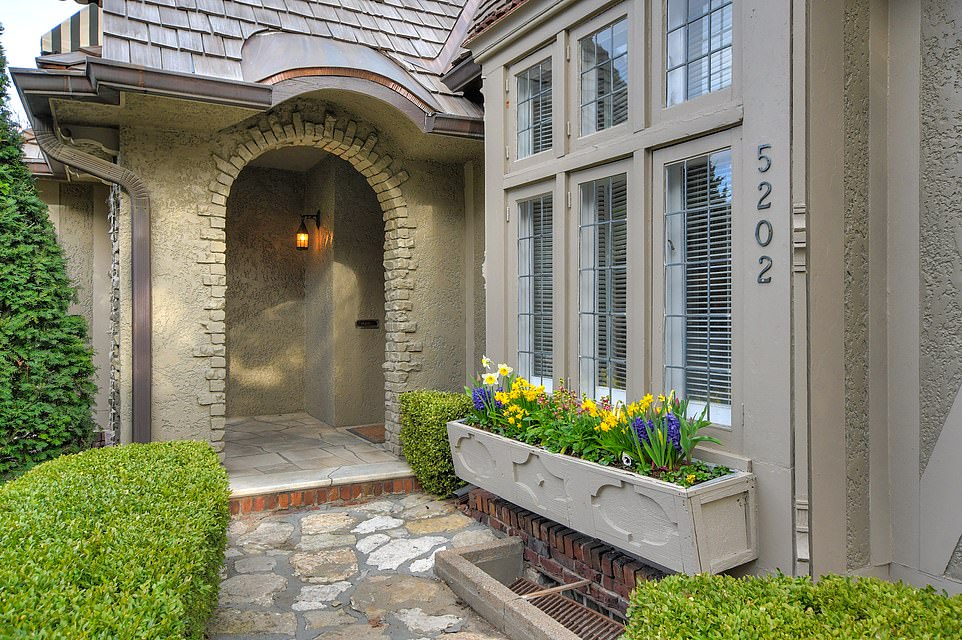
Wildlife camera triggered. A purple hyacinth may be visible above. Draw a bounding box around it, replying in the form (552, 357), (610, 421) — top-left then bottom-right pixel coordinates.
(665, 412), (682, 453)
(472, 386), (491, 410)
(472, 386), (503, 410)
(632, 417), (653, 446)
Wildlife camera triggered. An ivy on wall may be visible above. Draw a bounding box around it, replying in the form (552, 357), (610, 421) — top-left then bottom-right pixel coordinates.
(0, 30), (95, 478)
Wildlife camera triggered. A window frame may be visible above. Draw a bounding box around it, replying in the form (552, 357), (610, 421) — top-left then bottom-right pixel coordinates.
(507, 179), (565, 386)
(566, 3), (641, 153)
(650, 0), (741, 127)
(651, 130), (743, 446)
(507, 44), (561, 171)
(567, 159), (637, 403)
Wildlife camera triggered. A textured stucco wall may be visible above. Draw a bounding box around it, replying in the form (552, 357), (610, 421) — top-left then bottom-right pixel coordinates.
(471, 160), (487, 371)
(304, 158), (337, 424)
(331, 160), (386, 426)
(843, 0), (871, 571)
(38, 180), (112, 435)
(920, 0), (962, 577)
(919, 0), (962, 476)
(404, 160), (467, 394)
(226, 167), (307, 417)
(121, 125), (217, 443)
(304, 156), (386, 426)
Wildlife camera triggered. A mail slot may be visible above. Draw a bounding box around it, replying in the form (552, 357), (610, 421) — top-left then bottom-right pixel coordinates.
(356, 319), (380, 329)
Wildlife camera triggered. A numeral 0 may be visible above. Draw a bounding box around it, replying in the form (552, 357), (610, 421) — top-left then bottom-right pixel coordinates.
(756, 144), (774, 284)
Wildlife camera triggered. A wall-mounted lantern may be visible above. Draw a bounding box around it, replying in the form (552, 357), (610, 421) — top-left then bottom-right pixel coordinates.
(296, 211), (321, 251)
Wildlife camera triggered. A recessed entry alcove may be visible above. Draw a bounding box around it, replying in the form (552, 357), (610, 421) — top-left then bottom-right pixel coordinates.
(222, 145), (395, 484)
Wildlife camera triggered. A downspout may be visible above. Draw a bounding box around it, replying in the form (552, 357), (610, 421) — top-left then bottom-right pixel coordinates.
(33, 118), (152, 444)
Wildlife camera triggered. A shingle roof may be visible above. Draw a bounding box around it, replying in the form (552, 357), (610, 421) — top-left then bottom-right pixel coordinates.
(465, 0), (529, 44)
(99, 0), (468, 77)
(87, 0), (480, 117)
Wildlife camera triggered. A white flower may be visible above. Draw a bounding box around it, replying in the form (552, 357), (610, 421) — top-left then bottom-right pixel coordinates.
(481, 355), (492, 370)
(497, 363), (513, 377)
(482, 372), (498, 386)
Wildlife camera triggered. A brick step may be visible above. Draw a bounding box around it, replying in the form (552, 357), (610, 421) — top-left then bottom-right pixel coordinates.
(230, 476), (421, 515)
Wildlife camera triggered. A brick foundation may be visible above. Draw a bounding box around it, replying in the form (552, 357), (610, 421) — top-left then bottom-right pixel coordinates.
(230, 476), (421, 515)
(466, 488), (666, 618)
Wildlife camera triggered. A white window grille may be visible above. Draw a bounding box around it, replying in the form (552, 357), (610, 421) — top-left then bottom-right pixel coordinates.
(664, 148), (732, 425)
(579, 174), (627, 403)
(580, 18), (628, 136)
(518, 194), (554, 389)
(517, 59), (553, 159)
(666, 0), (733, 106)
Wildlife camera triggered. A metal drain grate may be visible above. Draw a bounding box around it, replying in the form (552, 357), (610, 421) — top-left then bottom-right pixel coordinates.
(508, 577), (624, 640)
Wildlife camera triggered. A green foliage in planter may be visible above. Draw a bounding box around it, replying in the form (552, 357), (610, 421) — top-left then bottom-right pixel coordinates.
(0, 32), (95, 479)
(400, 390), (473, 497)
(0, 441), (231, 638)
(624, 573), (962, 639)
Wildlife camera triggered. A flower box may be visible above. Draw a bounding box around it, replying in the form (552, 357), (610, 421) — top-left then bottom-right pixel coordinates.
(448, 420), (757, 574)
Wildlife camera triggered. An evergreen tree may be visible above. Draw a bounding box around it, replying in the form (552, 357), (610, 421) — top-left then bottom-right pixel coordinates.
(0, 28), (95, 478)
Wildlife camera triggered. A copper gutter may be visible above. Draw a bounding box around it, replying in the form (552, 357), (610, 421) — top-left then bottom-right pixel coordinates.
(33, 118), (152, 444)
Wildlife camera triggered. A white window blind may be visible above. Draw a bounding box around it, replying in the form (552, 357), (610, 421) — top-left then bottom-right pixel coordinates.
(666, 0), (733, 106)
(517, 59), (553, 159)
(519, 194), (553, 388)
(580, 18), (628, 136)
(579, 174), (627, 403)
(664, 149), (732, 425)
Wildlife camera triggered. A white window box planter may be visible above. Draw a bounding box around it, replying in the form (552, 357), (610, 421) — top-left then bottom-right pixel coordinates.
(447, 421), (757, 574)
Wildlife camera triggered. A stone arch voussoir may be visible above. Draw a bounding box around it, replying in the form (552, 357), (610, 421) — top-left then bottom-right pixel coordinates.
(199, 110), (415, 455)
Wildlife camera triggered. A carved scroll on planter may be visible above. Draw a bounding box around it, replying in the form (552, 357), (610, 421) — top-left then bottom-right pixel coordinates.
(448, 421), (758, 574)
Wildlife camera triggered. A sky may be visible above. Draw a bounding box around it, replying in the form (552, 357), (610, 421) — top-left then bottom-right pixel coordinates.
(1, 0), (83, 127)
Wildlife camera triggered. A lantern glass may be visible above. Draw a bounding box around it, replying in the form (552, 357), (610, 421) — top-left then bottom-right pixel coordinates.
(296, 220), (309, 250)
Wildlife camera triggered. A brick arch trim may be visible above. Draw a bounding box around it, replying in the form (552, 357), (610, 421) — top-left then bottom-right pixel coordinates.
(200, 110), (418, 455)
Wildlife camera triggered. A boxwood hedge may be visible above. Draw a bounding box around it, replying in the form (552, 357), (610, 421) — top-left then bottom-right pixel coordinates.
(624, 573), (962, 639)
(399, 390), (473, 497)
(0, 441), (230, 638)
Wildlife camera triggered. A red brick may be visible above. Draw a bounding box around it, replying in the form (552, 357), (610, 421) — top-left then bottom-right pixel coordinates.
(539, 556), (564, 578)
(328, 487), (341, 502)
(412, 478), (421, 491)
(575, 561), (601, 582)
(252, 496), (266, 512)
(339, 485), (352, 501)
(263, 494), (277, 511)
(600, 551), (618, 577)
(278, 493), (289, 510)
(621, 560), (642, 587)
(229, 500), (239, 515)
(373, 482), (383, 496)
(523, 548), (539, 564)
(351, 484), (362, 499)
(240, 497), (252, 514)
(402, 478), (414, 492)
(588, 544), (607, 570)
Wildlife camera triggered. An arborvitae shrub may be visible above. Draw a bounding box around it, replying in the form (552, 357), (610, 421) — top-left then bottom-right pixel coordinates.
(0, 30), (95, 478)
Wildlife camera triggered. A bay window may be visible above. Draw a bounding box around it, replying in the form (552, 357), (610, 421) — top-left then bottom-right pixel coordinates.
(517, 59), (553, 159)
(518, 194), (554, 388)
(666, 0), (733, 106)
(580, 18), (629, 136)
(579, 173), (628, 403)
(664, 148), (732, 425)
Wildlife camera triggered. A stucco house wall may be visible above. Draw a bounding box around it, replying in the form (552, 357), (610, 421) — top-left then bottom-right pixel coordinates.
(105, 98), (481, 454)
(225, 167), (306, 418)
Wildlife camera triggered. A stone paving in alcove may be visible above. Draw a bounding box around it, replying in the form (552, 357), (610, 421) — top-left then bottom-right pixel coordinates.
(207, 492), (508, 639)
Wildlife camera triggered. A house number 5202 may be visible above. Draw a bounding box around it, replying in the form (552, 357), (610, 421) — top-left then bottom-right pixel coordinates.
(756, 144), (773, 284)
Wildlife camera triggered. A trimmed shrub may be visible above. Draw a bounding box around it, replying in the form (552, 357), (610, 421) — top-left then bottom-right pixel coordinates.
(624, 573), (962, 639)
(400, 390), (473, 496)
(0, 31), (95, 479)
(0, 441), (230, 638)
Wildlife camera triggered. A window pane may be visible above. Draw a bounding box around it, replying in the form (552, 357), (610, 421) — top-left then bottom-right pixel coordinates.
(519, 194), (554, 387)
(517, 59), (553, 159)
(665, 0), (733, 105)
(580, 174), (628, 402)
(580, 18), (629, 136)
(664, 149), (732, 425)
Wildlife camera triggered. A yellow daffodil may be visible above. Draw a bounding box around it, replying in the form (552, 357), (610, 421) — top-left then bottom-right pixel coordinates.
(481, 355), (492, 369)
(581, 398), (598, 416)
(494, 391), (508, 404)
(658, 393), (666, 404)
(498, 363), (513, 376)
(482, 372), (498, 385)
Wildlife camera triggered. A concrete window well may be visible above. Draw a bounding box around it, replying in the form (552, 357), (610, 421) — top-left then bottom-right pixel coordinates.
(223, 146), (400, 492)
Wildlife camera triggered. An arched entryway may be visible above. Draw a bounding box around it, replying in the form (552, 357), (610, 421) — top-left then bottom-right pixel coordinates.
(198, 109), (418, 464)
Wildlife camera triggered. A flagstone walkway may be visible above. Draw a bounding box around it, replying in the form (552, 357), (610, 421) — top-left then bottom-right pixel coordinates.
(208, 492), (508, 639)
